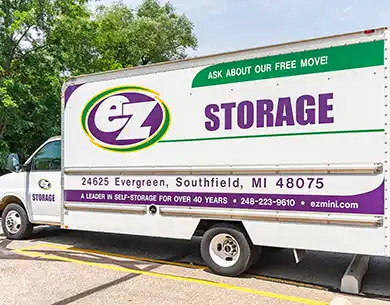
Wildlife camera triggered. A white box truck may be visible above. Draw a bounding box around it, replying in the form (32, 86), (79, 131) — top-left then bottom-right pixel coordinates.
(0, 27), (388, 277)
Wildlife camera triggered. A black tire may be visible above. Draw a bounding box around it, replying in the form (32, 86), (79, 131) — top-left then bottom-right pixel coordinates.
(1, 203), (33, 240)
(200, 224), (253, 277)
(250, 245), (263, 267)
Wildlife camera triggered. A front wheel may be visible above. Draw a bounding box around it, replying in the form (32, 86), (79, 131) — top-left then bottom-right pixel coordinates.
(2, 203), (33, 240)
(200, 224), (254, 277)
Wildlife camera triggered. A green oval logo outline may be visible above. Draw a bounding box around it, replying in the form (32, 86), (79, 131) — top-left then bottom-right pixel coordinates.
(81, 86), (171, 152)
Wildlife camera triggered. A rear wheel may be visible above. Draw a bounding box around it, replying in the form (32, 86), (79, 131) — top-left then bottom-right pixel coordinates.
(2, 203), (33, 240)
(200, 224), (254, 277)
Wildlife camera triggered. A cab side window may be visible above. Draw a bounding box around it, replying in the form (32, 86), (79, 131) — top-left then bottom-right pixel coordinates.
(31, 140), (61, 171)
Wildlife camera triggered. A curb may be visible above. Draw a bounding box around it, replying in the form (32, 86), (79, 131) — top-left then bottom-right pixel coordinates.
(340, 255), (369, 294)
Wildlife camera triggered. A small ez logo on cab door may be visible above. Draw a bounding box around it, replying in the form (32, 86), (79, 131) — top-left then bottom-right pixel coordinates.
(38, 179), (51, 190)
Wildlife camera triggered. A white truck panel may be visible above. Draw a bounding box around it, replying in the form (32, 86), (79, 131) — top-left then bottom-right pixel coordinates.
(63, 67), (384, 167)
(64, 210), (200, 239)
(243, 220), (386, 256)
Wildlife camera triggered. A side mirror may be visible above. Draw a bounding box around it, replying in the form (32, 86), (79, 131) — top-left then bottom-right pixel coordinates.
(6, 153), (21, 172)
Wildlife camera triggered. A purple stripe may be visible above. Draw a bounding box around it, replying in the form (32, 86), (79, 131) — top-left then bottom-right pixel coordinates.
(64, 84), (83, 106)
(64, 182), (384, 215)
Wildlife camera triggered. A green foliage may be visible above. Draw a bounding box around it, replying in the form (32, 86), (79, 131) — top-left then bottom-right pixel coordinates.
(93, 0), (198, 67)
(0, 0), (197, 166)
(0, 139), (9, 169)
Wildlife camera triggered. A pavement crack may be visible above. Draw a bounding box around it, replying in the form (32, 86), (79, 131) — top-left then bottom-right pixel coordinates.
(50, 265), (157, 305)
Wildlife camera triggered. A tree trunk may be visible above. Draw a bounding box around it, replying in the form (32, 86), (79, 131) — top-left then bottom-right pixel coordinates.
(0, 122), (7, 139)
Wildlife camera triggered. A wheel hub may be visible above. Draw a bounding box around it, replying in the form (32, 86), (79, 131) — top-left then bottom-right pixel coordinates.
(5, 210), (21, 234)
(209, 233), (241, 267)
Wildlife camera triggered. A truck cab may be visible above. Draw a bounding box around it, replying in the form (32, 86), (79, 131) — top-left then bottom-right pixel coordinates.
(0, 136), (62, 239)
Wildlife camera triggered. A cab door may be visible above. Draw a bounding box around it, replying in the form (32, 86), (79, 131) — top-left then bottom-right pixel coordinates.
(26, 139), (62, 224)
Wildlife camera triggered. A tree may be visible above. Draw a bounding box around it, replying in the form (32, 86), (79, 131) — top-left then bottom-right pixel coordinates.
(0, 0), (198, 167)
(94, 0), (198, 67)
(0, 0), (91, 163)
(49, 0), (198, 74)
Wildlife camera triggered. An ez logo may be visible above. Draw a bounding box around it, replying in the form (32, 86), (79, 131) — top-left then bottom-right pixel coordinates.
(38, 179), (51, 190)
(82, 86), (170, 152)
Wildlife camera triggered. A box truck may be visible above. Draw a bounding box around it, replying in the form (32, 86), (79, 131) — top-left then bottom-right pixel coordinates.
(0, 27), (388, 277)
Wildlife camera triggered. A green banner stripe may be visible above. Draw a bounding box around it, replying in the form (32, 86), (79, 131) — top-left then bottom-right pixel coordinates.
(160, 129), (384, 143)
(191, 40), (384, 88)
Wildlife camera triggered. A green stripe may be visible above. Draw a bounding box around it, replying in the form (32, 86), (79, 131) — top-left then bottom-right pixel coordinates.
(160, 129), (384, 143)
(192, 40), (384, 88)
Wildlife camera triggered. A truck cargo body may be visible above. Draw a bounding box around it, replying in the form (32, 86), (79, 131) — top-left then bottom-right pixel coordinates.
(1, 27), (389, 276)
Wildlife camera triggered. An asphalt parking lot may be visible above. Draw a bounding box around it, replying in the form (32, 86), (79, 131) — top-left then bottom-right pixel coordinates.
(0, 225), (389, 305)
